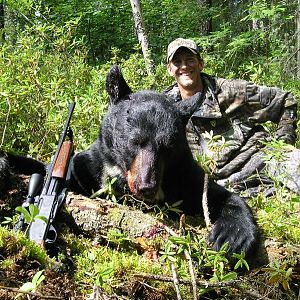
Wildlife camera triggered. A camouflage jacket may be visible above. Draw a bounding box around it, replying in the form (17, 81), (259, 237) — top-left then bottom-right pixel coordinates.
(164, 73), (298, 182)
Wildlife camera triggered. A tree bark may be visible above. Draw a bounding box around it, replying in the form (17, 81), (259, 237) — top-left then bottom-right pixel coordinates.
(129, 0), (154, 75)
(0, 0), (4, 42)
(197, 0), (212, 35)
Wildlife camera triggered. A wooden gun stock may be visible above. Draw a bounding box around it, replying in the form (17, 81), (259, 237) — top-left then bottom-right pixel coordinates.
(52, 141), (73, 179)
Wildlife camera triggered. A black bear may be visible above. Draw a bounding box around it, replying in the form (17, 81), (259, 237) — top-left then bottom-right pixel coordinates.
(70, 65), (259, 255)
(0, 150), (46, 193)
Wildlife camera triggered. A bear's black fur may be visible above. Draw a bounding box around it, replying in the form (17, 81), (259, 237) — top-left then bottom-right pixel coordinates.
(0, 150), (46, 193)
(70, 65), (259, 255)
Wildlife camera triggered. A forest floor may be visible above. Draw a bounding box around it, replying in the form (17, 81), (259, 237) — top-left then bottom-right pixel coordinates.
(0, 175), (299, 300)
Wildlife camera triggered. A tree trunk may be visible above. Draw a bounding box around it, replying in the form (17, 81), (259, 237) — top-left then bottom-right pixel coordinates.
(197, 0), (212, 35)
(0, 0), (4, 42)
(129, 0), (154, 75)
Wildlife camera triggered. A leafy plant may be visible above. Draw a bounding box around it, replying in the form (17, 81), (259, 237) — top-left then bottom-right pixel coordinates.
(95, 267), (115, 287)
(159, 240), (178, 264)
(15, 269), (45, 299)
(15, 204), (48, 233)
(105, 229), (131, 250)
(154, 200), (183, 220)
(232, 251), (250, 271)
(205, 243), (237, 282)
(1, 216), (13, 226)
(195, 130), (228, 175)
(90, 177), (118, 201)
(262, 261), (293, 290)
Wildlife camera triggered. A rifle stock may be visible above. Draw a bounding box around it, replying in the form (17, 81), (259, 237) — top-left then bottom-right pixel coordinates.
(18, 102), (75, 248)
(52, 141), (73, 179)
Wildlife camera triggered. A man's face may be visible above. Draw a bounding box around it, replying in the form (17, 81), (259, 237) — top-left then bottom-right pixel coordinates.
(167, 48), (204, 91)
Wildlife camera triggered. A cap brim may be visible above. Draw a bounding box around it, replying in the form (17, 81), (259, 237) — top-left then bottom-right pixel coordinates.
(167, 46), (198, 62)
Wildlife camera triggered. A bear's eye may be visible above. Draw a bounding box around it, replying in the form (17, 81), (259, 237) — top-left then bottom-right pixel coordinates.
(126, 116), (133, 124)
(156, 133), (176, 150)
(129, 136), (147, 148)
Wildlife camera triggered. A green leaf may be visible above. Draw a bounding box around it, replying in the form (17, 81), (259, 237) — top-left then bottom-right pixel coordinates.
(95, 274), (103, 286)
(1, 217), (13, 225)
(15, 206), (31, 224)
(29, 204), (40, 219)
(169, 236), (187, 245)
(100, 267), (114, 278)
(222, 272), (237, 281)
(234, 260), (241, 270)
(19, 282), (36, 292)
(35, 215), (48, 224)
(32, 269), (45, 286)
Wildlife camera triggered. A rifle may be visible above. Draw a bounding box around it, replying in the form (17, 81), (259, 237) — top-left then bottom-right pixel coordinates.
(15, 102), (75, 248)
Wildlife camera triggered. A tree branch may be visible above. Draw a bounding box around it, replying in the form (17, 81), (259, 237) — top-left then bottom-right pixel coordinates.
(0, 285), (63, 299)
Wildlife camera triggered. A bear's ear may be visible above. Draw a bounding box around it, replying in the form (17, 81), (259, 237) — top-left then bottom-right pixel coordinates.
(174, 92), (204, 125)
(106, 65), (132, 105)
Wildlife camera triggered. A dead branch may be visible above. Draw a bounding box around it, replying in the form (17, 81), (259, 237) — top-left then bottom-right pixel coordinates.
(133, 273), (241, 288)
(171, 263), (182, 300)
(65, 193), (170, 240)
(0, 285), (63, 299)
(202, 173), (212, 229)
(133, 274), (274, 299)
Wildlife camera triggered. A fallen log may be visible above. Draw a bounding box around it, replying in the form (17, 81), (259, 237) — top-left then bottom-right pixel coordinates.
(65, 193), (173, 240)
(64, 193), (300, 268)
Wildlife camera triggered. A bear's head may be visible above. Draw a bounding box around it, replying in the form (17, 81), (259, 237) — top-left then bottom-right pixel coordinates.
(99, 65), (203, 203)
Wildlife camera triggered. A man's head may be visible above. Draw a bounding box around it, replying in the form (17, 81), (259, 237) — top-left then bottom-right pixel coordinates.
(167, 38), (201, 63)
(167, 38), (204, 98)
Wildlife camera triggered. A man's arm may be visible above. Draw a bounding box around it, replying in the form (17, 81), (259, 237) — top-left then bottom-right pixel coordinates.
(275, 92), (297, 144)
(217, 78), (297, 144)
(211, 79), (297, 178)
(245, 84), (297, 144)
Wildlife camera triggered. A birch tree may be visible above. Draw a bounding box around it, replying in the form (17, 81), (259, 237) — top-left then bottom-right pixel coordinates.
(129, 0), (154, 75)
(0, 0), (4, 41)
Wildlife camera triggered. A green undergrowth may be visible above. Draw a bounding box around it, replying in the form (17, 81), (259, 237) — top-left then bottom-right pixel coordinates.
(1, 193), (299, 299)
(0, 226), (51, 270)
(1, 19), (299, 299)
(249, 188), (300, 245)
(65, 234), (173, 295)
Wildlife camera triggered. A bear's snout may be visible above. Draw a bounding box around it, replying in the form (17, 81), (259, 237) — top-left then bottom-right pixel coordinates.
(126, 148), (162, 202)
(135, 180), (158, 199)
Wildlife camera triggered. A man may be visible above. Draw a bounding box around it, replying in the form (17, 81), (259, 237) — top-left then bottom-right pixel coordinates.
(164, 37), (299, 196)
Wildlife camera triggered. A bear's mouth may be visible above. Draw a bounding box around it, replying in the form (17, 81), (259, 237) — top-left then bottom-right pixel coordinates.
(136, 187), (160, 203)
(126, 170), (164, 204)
(127, 178), (160, 203)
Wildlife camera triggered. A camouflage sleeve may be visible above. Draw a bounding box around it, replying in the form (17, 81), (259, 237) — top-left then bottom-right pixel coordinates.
(217, 78), (298, 145)
(211, 79), (298, 179)
(246, 85), (297, 144)
(274, 92), (297, 144)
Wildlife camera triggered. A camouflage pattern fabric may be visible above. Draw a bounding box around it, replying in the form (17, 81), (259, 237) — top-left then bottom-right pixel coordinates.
(164, 73), (299, 195)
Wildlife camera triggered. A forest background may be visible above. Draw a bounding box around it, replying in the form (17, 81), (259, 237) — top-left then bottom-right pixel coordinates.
(1, 0), (300, 158)
(0, 0), (300, 299)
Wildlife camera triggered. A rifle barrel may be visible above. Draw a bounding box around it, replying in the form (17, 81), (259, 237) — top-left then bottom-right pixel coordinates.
(42, 102), (75, 194)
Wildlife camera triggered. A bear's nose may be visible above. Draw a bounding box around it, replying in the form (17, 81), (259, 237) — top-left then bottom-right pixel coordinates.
(136, 182), (157, 199)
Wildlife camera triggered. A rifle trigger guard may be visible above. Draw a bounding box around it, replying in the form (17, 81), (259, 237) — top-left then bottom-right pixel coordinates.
(45, 224), (57, 244)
